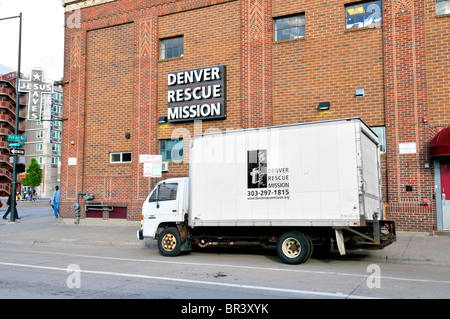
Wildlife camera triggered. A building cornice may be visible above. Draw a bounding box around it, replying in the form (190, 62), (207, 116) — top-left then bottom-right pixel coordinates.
(62, 0), (116, 12)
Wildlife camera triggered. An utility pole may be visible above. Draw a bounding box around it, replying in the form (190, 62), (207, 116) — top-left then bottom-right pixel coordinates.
(0, 13), (22, 222)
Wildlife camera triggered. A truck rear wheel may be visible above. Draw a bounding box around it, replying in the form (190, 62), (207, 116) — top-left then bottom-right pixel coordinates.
(158, 227), (181, 257)
(276, 231), (312, 264)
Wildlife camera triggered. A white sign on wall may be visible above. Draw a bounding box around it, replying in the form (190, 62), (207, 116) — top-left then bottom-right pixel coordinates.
(68, 157), (77, 166)
(141, 155), (162, 178)
(399, 142), (417, 154)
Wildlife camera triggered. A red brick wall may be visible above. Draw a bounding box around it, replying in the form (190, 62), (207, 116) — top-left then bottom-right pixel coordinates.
(272, 1), (385, 126)
(85, 23), (134, 177)
(60, 0), (448, 232)
(61, 0), (237, 220)
(156, 1), (242, 179)
(426, 0), (450, 127)
(382, 0), (435, 232)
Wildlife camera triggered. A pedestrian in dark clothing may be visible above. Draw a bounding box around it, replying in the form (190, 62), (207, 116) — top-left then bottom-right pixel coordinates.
(2, 192), (20, 220)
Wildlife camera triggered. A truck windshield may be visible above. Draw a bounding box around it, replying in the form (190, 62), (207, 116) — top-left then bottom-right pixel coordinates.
(149, 183), (178, 202)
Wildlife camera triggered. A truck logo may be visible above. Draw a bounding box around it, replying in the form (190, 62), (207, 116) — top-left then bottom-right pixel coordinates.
(247, 149), (267, 189)
(247, 149), (290, 200)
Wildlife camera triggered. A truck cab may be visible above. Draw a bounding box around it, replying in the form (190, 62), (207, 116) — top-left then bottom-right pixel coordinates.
(139, 177), (189, 240)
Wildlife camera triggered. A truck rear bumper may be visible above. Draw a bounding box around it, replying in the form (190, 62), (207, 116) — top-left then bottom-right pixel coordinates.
(334, 220), (396, 250)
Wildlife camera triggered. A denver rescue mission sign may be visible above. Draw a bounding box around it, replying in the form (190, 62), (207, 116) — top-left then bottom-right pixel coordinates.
(167, 65), (226, 123)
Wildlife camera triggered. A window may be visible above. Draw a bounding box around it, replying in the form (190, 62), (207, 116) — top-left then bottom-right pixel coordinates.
(346, 1), (382, 30)
(36, 143), (43, 151)
(52, 144), (61, 153)
(52, 131), (62, 139)
(160, 36), (184, 60)
(110, 152), (132, 163)
(274, 14), (305, 41)
(371, 126), (386, 153)
(159, 139), (183, 162)
(51, 157), (60, 165)
(53, 104), (62, 114)
(36, 130), (43, 138)
(437, 0), (450, 15)
(149, 183), (178, 202)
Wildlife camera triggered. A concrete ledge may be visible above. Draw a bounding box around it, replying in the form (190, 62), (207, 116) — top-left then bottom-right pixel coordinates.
(58, 217), (140, 227)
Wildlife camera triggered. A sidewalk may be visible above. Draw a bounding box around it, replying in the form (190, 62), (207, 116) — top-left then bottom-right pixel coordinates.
(0, 203), (449, 266)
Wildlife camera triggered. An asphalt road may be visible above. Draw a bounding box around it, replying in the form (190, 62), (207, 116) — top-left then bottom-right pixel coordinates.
(1, 240), (450, 300)
(0, 204), (449, 306)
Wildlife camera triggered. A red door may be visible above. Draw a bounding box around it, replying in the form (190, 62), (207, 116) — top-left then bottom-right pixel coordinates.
(440, 161), (450, 230)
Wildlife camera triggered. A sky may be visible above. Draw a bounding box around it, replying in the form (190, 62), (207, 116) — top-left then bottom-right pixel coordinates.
(0, 0), (65, 81)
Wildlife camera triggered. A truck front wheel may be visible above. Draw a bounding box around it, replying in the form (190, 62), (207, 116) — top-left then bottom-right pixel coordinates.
(158, 227), (181, 257)
(276, 231), (312, 264)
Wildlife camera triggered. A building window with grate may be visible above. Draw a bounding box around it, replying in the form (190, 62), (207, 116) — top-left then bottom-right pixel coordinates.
(160, 36), (184, 60)
(274, 14), (305, 42)
(345, 0), (382, 30)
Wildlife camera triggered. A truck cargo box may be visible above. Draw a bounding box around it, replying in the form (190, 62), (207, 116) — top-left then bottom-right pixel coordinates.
(189, 118), (383, 228)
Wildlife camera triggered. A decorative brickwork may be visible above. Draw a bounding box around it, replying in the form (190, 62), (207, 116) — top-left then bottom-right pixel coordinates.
(61, 0), (450, 232)
(382, 0), (433, 231)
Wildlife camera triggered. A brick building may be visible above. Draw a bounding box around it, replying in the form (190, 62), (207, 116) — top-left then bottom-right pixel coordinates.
(61, 0), (450, 232)
(0, 65), (27, 196)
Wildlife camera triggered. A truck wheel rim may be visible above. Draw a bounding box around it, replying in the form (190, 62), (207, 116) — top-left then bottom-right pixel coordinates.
(282, 237), (301, 258)
(162, 234), (177, 251)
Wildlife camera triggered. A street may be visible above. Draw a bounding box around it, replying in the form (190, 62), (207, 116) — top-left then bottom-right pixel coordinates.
(0, 204), (449, 303)
(1, 243), (450, 300)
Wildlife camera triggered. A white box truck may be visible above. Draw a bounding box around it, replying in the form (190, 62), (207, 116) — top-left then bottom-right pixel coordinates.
(137, 118), (396, 264)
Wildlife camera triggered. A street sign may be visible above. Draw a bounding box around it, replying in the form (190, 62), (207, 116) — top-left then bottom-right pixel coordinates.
(9, 156), (25, 163)
(10, 148), (25, 155)
(8, 135), (27, 143)
(8, 143), (21, 147)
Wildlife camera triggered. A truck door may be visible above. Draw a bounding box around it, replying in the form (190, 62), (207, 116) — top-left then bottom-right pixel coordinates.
(143, 182), (180, 237)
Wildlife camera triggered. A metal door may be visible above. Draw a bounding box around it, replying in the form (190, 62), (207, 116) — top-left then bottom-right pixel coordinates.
(440, 161), (450, 230)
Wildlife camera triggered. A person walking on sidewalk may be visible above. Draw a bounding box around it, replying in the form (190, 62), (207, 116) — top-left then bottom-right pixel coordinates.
(50, 186), (60, 218)
(2, 192), (20, 220)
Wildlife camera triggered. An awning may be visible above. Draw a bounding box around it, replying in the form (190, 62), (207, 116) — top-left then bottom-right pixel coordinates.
(430, 126), (450, 157)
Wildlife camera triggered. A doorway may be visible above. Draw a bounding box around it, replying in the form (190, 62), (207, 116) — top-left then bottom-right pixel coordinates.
(435, 158), (450, 231)
(440, 160), (450, 230)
